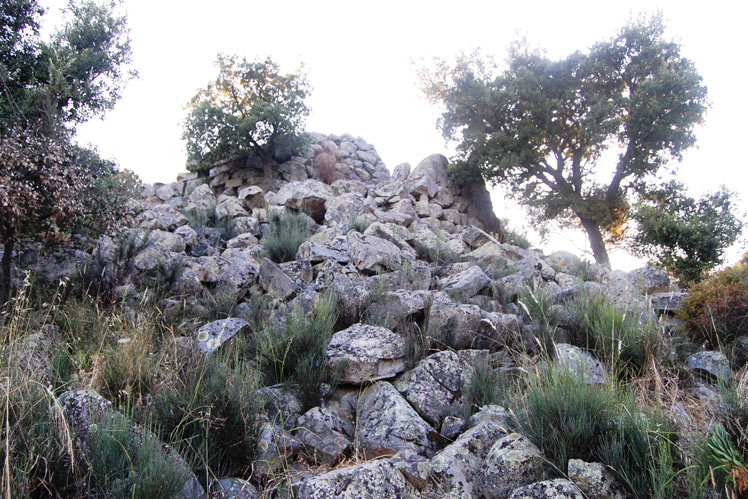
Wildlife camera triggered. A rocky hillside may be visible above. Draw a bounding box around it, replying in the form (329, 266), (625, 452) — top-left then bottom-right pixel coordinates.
(4, 133), (734, 498)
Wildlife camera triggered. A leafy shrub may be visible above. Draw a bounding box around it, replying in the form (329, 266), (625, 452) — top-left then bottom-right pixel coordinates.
(183, 55), (310, 176)
(631, 181), (743, 284)
(694, 423), (748, 497)
(151, 355), (263, 483)
(253, 291), (338, 411)
(263, 209), (312, 263)
(86, 411), (190, 499)
(314, 146), (340, 184)
(679, 255), (748, 347)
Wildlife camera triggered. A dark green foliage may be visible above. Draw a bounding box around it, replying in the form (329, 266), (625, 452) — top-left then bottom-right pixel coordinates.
(263, 209), (312, 263)
(596, 402), (678, 499)
(151, 355), (263, 483)
(86, 412), (190, 499)
(254, 291), (338, 411)
(183, 55), (310, 175)
(695, 423), (748, 496)
(422, 15), (707, 266)
(632, 182), (743, 284)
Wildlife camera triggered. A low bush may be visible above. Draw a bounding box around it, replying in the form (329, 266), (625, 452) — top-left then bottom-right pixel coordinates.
(679, 255), (748, 347)
(346, 215), (371, 234)
(151, 354), (263, 484)
(253, 291), (338, 411)
(86, 411), (190, 499)
(567, 291), (661, 378)
(263, 209), (313, 263)
(512, 364), (677, 498)
(464, 358), (506, 416)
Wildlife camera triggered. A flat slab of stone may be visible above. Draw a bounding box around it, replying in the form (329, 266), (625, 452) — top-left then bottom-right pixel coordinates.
(686, 350), (731, 384)
(196, 318), (249, 355)
(326, 324), (408, 384)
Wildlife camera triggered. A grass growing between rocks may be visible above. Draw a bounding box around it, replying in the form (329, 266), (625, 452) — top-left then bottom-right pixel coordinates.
(511, 364), (679, 499)
(253, 290), (339, 411)
(263, 209), (313, 263)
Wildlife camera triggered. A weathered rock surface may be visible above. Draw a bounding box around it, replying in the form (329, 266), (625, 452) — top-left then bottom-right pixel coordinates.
(509, 479), (584, 498)
(296, 406), (353, 465)
(326, 324), (408, 384)
(554, 343), (608, 384)
(347, 231), (402, 273)
(394, 350), (474, 427)
(195, 318), (249, 355)
(356, 381), (439, 458)
(293, 459), (420, 499)
(478, 433), (549, 498)
(568, 459), (627, 499)
(686, 350), (731, 384)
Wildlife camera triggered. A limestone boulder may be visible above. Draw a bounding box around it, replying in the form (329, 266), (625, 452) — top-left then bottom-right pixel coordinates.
(139, 204), (188, 231)
(326, 324), (408, 384)
(509, 479), (584, 498)
(255, 423), (301, 477)
(347, 231), (402, 273)
(393, 350), (474, 427)
(406, 154), (449, 198)
(567, 459), (627, 499)
(429, 296), (520, 351)
(258, 258), (298, 300)
(276, 179), (333, 223)
(441, 265), (491, 303)
(356, 381), (439, 458)
(478, 433), (549, 498)
(296, 406), (353, 465)
(686, 350), (731, 384)
(185, 184), (217, 215)
(293, 459), (419, 499)
(237, 185), (265, 210)
(554, 343), (608, 384)
(428, 412), (509, 497)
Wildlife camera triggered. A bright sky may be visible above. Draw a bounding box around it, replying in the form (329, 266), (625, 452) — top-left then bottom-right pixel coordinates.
(43, 0), (748, 270)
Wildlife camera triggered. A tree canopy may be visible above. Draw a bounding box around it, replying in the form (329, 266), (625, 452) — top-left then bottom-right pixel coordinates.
(0, 0), (136, 304)
(182, 55), (310, 176)
(421, 15), (708, 266)
(631, 182), (743, 284)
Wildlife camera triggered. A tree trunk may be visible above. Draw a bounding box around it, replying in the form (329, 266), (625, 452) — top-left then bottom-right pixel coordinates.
(578, 216), (610, 267)
(0, 237), (14, 307)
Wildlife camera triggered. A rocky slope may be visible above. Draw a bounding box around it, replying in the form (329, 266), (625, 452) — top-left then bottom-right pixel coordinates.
(11, 133), (730, 498)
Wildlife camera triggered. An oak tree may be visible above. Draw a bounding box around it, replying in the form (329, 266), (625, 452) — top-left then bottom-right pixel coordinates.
(422, 16), (708, 266)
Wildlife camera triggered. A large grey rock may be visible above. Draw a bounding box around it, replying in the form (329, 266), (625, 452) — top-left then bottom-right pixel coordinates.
(478, 433), (549, 498)
(428, 296), (520, 351)
(140, 204), (188, 231)
(509, 479), (584, 498)
(149, 229), (187, 253)
(441, 265), (491, 303)
(276, 179), (333, 223)
(364, 289), (432, 329)
(347, 231), (402, 273)
(324, 192), (368, 226)
(568, 459), (627, 499)
(326, 324), (408, 384)
(686, 350), (731, 384)
(237, 185), (265, 209)
(293, 459), (419, 499)
(628, 266), (670, 294)
(428, 414), (509, 497)
(296, 240), (350, 264)
(215, 196), (249, 221)
(185, 183), (217, 215)
(257, 386), (302, 431)
(195, 318), (249, 355)
(255, 422), (300, 477)
(554, 343), (608, 384)
(649, 291), (688, 313)
(394, 351), (474, 427)
(214, 478), (258, 499)
(258, 258), (298, 300)
(356, 381), (439, 458)
(406, 154), (449, 198)
(219, 247), (260, 289)
(296, 406), (353, 465)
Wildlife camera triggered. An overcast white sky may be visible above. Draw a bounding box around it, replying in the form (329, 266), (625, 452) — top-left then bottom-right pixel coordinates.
(43, 0), (748, 269)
